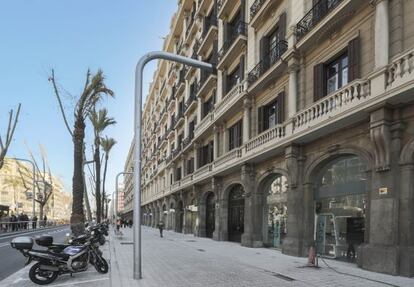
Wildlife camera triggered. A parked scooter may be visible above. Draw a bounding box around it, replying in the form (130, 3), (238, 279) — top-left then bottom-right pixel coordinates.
(11, 229), (108, 285)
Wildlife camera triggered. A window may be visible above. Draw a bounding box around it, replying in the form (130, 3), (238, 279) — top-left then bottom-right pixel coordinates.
(188, 121), (195, 139)
(326, 53), (348, 95)
(226, 65), (241, 94)
(187, 158), (194, 174)
(258, 92), (285, 133)
(228, 120), (242, 151)
(177, 134), (183, 148)
(198, 141), (214, 168)
(176, 167), (182, 181)
(314, 37), (360, 101)
(202, 93), (215, 118)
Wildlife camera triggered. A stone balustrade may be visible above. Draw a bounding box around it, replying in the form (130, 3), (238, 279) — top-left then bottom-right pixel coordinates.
(195, 113), (214, 138)
(386, 48), (414, 89)
(193, 164), (212, 180)
(214, 148), (242, 168)
(215, 81), (245, 118)
(293, 79), (370, 132)
(245, 124), (287, 153)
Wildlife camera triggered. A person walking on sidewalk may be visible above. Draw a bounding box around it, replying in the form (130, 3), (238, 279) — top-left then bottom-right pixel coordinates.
(32, 215), (38, 229)
(157, 220), (164, 238)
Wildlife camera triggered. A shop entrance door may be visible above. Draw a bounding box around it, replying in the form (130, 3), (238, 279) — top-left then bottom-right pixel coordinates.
(206, 193), (215, 238)
(228, 185), (244, 242)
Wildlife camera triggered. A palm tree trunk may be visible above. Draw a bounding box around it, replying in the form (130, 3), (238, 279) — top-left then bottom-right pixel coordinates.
(71, 118), (86, 235)
(101, 155), (108, 219)
(94, 143), (101, 223)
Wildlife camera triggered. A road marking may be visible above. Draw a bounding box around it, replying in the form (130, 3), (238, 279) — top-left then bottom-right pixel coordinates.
(0, 226), (69, 240)
(47, 277), (109, 287)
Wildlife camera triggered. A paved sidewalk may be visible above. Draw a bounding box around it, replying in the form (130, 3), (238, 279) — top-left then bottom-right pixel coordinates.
(2, 226), (413, 287)
(110, 226), (414, 287)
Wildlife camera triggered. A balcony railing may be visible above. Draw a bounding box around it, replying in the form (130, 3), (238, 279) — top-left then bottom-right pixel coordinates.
(250, 0), (267, 20)
(185, 91), (197, 111)
(293, 79), (370, 132)
(245, 123), (286, 153)
(296, 0), (343, 41)
(202, 15), (217, 39)
(186, 16), (195, 37)
(218, 21), (248, 61)
(214, 147), (242, 168)
(215, 81), (245, 117)
(217, 0), (224, 12)
(248, 40), (288, 86)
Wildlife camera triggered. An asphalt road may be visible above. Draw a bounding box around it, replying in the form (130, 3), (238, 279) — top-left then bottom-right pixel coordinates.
(0, 226), (70, 281)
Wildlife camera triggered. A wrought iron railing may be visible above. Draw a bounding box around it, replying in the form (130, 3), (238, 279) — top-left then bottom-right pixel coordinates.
(248, 40), (288, 86)
(185, 92), (197, 111)
(217, 0), (224, 12)
(296, 0), (343, 41)
(250, 0), (267, 20)
(202, 15), (217, 38)
(186, 16), (195, 37)
(218, 21), (248, 61)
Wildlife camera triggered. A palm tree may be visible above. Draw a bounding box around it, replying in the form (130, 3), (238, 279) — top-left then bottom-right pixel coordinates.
(89, 109), (116, 223)
(50, 69), (114, 235)
(100, 136), (116, 219)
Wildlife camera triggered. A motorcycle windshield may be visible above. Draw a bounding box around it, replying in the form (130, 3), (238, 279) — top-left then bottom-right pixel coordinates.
(63, 246), (84, 256)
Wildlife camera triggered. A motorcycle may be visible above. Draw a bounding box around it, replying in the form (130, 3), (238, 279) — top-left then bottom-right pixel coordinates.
(11, 230), (108, 285)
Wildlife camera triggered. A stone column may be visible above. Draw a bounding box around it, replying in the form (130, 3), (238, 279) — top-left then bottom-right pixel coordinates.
(282, 145), (307, 256)
(360, 107), (400, 275)
(213, 125), (220, 159)
(374, 0), (389, 68)
(215, 185), (228, 241)
(287, 55), (299, 119)
(197, 190), (206, 237)
(212, 177), (223, 241)
(242, 98), (251, 144)
(222, 124), (228, 154)
(197, 97), (202, 122)
(241, 164), (263, 248)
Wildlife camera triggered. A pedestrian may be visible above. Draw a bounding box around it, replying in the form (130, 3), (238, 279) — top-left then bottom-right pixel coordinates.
(128, 219), (133, 228)
(23, 213), (29, 229)
(32, 215), (38, 229)
(116, 218), (121, 234)
(157, 220), (164, 238)
(43, 215), (47, 227)
(10, 213), (17, 232)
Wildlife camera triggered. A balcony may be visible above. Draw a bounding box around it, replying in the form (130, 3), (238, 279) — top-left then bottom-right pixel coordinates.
(250, 0), (283, 29)
(217, 0), (239, 20)
(217, 21), (247, 69)
(214, 80), (246, 121)
(213, 147), (242, 170)
(195, 112), (214, 139)
(174, 110), (185, 128)
(295, 0), (365, 50)
(193, 163), (212, 181)
(198, 15), (218, 57)
(185, 85), (199, 115)
(182, 133), (194, 151)
(186, 41), (201, 79)
(248, 40), (288, 92)
(167, 91), (176, 112)
(172, 146), (182, 159)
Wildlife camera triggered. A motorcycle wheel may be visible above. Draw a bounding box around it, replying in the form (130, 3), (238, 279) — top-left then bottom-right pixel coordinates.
(94, 258), (109, 274)
(29, 262), (58, 285)
(99, 235), (106, 245)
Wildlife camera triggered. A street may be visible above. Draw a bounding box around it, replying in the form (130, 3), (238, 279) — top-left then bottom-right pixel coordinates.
(0, 226), (70, 281)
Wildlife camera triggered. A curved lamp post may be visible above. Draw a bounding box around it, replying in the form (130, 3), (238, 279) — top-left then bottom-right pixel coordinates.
(134, 51), (215, 279)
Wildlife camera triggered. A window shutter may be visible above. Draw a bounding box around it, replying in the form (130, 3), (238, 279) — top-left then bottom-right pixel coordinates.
(277, 91), (285, 124)
(223, 21), (229, 43)
(238, 120), (243, 146)
(313, 63), (326, 101)
(348, 36), (360, 82)
(278, 12), (287, 41)
(260, 36), (270, 70)
(240, 0), (246, 22)
(222, 70), (227, 95)
(239, 55), (245, 81)
(258, 106), (264, 133)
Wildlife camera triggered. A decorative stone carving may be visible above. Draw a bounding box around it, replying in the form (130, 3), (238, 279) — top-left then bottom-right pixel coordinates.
(370, 108), (392, 171)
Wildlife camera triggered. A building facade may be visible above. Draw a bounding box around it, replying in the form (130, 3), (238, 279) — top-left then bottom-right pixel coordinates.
(124, 0), (414, 277)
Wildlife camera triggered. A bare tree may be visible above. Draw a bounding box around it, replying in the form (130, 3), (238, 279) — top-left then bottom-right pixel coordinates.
(50, 69), (114, 235)
(17, 147), (54, 221)
(0, 104), (21, 170)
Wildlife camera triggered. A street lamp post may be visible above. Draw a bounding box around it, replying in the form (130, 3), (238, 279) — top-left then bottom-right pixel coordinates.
(9, 157), (36, 218)
(134, 51), (214, 280)
(115, 171), (133, 221)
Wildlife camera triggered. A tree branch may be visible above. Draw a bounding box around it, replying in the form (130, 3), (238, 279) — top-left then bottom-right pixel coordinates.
(49, 69), (73, 137)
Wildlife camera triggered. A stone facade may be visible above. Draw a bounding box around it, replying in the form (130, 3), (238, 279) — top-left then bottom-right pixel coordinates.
(124, 0), (414, 277)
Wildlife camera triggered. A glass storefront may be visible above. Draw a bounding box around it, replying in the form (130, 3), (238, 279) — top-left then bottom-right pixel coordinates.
(315, 155), (367, 262)
(266, 175), (287, 248)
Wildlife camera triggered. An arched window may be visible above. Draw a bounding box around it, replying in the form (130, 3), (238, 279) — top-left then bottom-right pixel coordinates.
(318, 155), (366, 187)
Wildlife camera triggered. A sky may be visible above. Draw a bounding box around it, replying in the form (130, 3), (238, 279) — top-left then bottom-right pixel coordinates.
(0, 0), (177, 201)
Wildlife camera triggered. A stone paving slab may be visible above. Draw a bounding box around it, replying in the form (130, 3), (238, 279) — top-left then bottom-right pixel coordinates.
(110, 226), (414, 287)
(0, 240), (110, 287)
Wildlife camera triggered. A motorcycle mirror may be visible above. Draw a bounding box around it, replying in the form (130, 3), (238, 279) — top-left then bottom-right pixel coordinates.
(66, 233), (71, 237)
